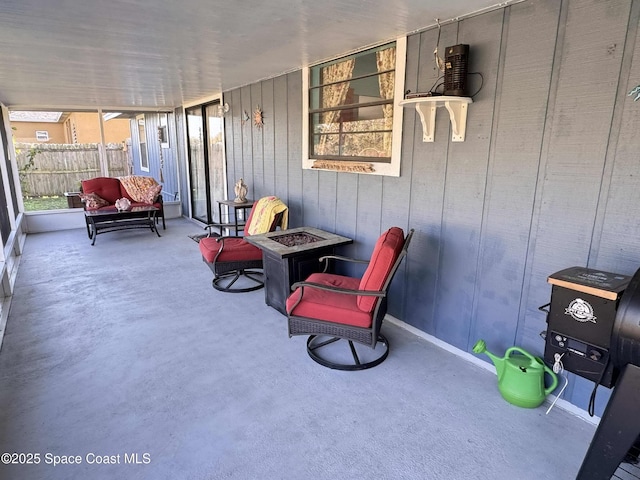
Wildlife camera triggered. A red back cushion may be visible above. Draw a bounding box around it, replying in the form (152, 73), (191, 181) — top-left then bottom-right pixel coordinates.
(81, 177), (122, 204)
(357, 227), (405, 313)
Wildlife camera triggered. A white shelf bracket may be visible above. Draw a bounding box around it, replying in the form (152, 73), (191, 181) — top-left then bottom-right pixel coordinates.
(443, 100), (469, 142)
(414, 103), (436, 142)
(399, 96), (473, 143)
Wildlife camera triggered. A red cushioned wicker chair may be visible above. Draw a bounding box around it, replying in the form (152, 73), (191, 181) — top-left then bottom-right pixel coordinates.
(199, 196), (288, 293)
(286, 227), (413, 370)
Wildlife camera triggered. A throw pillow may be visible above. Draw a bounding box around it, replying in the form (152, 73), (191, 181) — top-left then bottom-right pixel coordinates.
(141, 184), (162, 204)
(79, 192), (110, 209)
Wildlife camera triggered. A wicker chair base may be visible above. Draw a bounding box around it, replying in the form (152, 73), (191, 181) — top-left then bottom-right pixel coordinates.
(288, 316), (375, 345)
(306, 334), (389, 371)
(212, 269), (264, 293)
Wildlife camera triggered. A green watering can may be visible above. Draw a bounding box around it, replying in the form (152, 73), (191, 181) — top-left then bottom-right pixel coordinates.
(473, 339), (558, 408)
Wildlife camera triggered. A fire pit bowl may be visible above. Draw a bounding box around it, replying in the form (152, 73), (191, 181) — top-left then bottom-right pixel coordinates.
(270, 231), (325, 247)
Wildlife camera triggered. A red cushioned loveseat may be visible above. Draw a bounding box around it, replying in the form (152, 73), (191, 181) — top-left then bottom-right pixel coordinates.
(80, 176), (165, 232)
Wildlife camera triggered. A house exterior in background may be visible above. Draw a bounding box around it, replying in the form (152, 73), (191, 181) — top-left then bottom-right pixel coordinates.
(2, 0), (640, 418)
(10, 111), (179, 202)
(11, 111), (131, 144)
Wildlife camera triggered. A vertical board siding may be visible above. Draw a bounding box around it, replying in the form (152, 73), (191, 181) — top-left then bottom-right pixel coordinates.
(302, 168), (320, 227)
(317, 171), (338, 233)
(130, 113), (179, 202)
(251, 83), (265, 197)
(522, 0), (632, 405)
(472, 0), (561, 354)
(273, 76), (290, 203)
(241, 86), (254, 199)
(286, 72), (303, 226)
(219, 0), (640, 415)
(405, 29), (450, 335)
(592, 0), (640, 274)
(261, 79), (276, 196)
(434, 10), (504, 350)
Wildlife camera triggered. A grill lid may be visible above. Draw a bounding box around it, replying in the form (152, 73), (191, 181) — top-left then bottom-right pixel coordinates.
(612, 266), (640, 368)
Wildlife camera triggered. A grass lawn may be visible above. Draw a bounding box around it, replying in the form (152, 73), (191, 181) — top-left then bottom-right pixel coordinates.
(23, 195), (70, 211)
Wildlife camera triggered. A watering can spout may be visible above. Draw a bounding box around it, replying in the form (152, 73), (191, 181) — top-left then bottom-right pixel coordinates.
(473, 339), (506, 379)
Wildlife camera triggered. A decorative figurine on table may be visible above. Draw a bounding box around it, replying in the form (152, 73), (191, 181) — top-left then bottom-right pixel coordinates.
(234, 178), (247, 203)
(115, 197), (131, 211)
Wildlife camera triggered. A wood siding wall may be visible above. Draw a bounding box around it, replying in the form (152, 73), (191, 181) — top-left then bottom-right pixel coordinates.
(221, 0), (640, 415)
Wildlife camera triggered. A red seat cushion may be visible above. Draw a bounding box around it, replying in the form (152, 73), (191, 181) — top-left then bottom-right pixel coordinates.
(357, 227), (405, 312)
(199, 237), (262, 263)
(81, 177), (122, 204)
(286, 273), (373, 328)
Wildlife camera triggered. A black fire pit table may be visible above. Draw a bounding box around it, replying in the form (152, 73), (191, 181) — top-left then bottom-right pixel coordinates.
(245, 226), (353, 315)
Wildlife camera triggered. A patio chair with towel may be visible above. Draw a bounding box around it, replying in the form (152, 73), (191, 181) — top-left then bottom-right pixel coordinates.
(286, 227), (413, 370)
(199, 196), (288, 292)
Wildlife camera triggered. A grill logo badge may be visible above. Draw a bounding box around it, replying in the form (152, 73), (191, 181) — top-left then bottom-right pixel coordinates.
(565, 298), (597, 323)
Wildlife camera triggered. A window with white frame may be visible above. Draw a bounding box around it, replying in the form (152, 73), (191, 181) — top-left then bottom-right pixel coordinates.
(303, 37), (406, 176)
(158, 113), (169, 148)
(137, 115), (149, 172)
(35, 130), (49, 141)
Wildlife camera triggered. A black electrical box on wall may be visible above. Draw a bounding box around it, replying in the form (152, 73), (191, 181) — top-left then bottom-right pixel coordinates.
(443, 44), (469, 96)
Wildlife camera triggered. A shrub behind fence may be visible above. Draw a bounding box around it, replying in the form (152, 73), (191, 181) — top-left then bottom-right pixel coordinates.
(16, 143), (131, 197)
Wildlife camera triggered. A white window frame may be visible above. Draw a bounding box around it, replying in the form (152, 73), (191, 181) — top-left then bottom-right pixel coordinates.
(137, 115), (149, 172)
(35, 130), (49, 141)
(158, 113), (169, 149)
(302, 36), (406, 177)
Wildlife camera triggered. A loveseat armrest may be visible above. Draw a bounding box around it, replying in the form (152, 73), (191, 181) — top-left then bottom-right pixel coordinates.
(203, 223), (242, 238)
(290, 280), (385, 296)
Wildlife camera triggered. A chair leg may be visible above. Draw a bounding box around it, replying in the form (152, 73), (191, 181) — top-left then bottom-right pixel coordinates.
(306, 334), (390, 371)
(85, 218), (93, 239)
(155, 211), (166, 230)
(212, 269), (264, 293)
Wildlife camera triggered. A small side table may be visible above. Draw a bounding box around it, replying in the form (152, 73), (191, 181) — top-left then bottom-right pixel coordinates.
(217, 199), (254, 236)
(64, 192), (84, 208)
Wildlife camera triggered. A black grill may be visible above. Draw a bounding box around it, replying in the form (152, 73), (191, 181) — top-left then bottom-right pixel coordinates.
(542, 266), (640, 479)
(612, 269), (640, 369)
(542, 266), (630, 388)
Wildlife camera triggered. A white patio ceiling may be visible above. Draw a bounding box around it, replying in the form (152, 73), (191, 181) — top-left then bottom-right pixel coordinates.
(0, 0), (515, 110)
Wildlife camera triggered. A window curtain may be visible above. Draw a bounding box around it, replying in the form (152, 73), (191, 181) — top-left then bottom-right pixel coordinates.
(376, 47), (395, 156)
(317, 59), (355, 155)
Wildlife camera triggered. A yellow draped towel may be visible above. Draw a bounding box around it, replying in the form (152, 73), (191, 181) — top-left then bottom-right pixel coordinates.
(246, 196), (288, 235)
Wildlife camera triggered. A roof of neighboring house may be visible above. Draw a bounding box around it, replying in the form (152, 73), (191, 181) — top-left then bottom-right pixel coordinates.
(9, 111), (63, 123)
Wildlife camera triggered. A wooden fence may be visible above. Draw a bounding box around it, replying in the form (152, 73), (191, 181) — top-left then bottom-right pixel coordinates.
(16, 143), (131, 196)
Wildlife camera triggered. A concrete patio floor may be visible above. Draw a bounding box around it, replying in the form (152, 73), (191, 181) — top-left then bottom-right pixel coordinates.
(0, 218), (605, 479)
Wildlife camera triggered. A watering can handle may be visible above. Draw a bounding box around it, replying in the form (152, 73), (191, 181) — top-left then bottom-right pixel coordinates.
(505, 347), (559, 395)
(505, 346), (538, 363)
